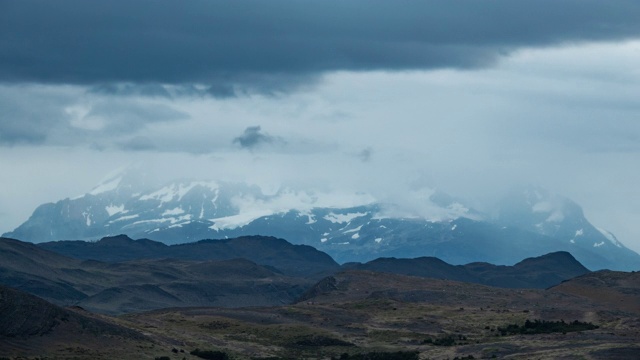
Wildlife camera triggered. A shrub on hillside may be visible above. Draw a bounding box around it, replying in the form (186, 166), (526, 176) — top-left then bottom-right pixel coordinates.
(190, 348), (231, 360)
(497, 319), (598, 336)
(331, 351), (419, 360)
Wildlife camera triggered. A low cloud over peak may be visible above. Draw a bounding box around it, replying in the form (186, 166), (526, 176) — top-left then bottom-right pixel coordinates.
(233, 126), (284, 150)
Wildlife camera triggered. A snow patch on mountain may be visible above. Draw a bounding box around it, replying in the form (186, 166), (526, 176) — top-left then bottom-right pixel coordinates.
(112, 214), (139, 222)
(131, 218), (172, 226)
(231, 189), (366, 219)
(324, 212), (368, 224)
(162, 207), (185, 216)
(447, 202), (470, 216)
(597, 227), (623, 248)
(372, 187), (475, 222)
(532, 201), (565, 222)
(140, 181), (219, 203)
(105, 204), (125, 217)
(89, 175), (122, 195)
(343, 225), (363, 234)
(82, 212), (92, 227)
(209, 210), (274, 231)
(297, 209), (317, 224)
(570, 229), (584, 244)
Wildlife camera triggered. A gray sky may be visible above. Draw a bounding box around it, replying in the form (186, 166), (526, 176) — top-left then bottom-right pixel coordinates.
(1, 1), (640, 252)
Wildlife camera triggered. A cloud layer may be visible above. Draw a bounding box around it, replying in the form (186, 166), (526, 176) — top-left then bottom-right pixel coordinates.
(3, 0), (640, 93)
(1, 2), (640, 254)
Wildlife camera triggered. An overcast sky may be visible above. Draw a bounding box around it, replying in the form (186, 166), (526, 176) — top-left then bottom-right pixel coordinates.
(1, 1), (640, 252)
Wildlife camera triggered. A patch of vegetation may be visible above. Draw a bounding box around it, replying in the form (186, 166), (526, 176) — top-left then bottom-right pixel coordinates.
(497, 319), (599, 336)
(293, 334), (355, 347)
(331, 351), (420, 360)
(154, 357), (171, 360)
(202, 320), (236, 330)
(190, 348), (231, 360)
(423, 334), (468, 346)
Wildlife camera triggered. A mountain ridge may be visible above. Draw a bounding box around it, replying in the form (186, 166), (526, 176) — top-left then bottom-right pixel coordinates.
(5, 176), (640, 271)
(2, 235), (601, 315)
(38, 234), (339, 277)
(344, 251), (589, 289)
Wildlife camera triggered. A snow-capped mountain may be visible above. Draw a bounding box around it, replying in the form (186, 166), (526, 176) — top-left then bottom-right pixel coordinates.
(495, 186), (634, 268)
(4, 175), (639, 271)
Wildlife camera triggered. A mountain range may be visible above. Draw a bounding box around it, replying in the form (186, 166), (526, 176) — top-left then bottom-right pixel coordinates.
(2, 233), (639, 359)
(4, 171), (639, 270)
(0, 235), (333, 314)
(1, 234), (591, 315)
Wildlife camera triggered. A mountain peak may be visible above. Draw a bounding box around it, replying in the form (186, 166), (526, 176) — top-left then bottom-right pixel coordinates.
(514, 251), (588, 272)
(96, 234), (135, 244)
(5, 179), (640, 271)
(497, 185), (588, 236)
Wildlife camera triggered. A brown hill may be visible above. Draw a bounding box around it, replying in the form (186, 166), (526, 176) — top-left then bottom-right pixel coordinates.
(0, 285), (152, 358)
(76, 258), (310, 314)
(549, 270), (640, 315)
(38, 234), (340, 277)
(0, 237), (312, 314)
(346, 251), (590, 289)
(0, 237), (94, 302)
(2, 265), (639, 359)
(122, 269), (640, 360)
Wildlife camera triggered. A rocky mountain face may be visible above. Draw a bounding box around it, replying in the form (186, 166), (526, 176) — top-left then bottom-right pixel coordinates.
(4, 174), (639, 271)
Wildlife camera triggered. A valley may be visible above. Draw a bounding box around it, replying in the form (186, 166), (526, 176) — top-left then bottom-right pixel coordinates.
(1, 235), (639, 359)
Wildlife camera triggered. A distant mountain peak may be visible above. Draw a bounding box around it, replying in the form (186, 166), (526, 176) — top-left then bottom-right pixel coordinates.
(513, 251), (587, 271)
(498, 185), (587, 235)
(4, 179), (640, 271)
(96, 234), (135, 244)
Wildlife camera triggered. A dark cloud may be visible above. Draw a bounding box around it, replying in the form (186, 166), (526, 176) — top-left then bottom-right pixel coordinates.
(83, 101), (189, 133)
(0, 87), (71, 145)
(2, 0), (640, 94)
(118, 136), (157, 152)
(0, 105), (52, 145)
(88, 83), (172, 98)
(358, 147), (373, 162)
(0, 84), (189, 147)
(233, 126), (282, 149)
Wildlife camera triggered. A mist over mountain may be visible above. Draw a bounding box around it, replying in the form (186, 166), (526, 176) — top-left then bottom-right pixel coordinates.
(4, 171), (639, 271)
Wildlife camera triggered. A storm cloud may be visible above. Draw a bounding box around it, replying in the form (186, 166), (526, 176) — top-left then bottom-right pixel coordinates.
(0, 85), (73, 145)
(2, 1), (640, 254)
(2, 0), (640, 93)
(233, 126), (283, 150)
(0, 84), (188, 147)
